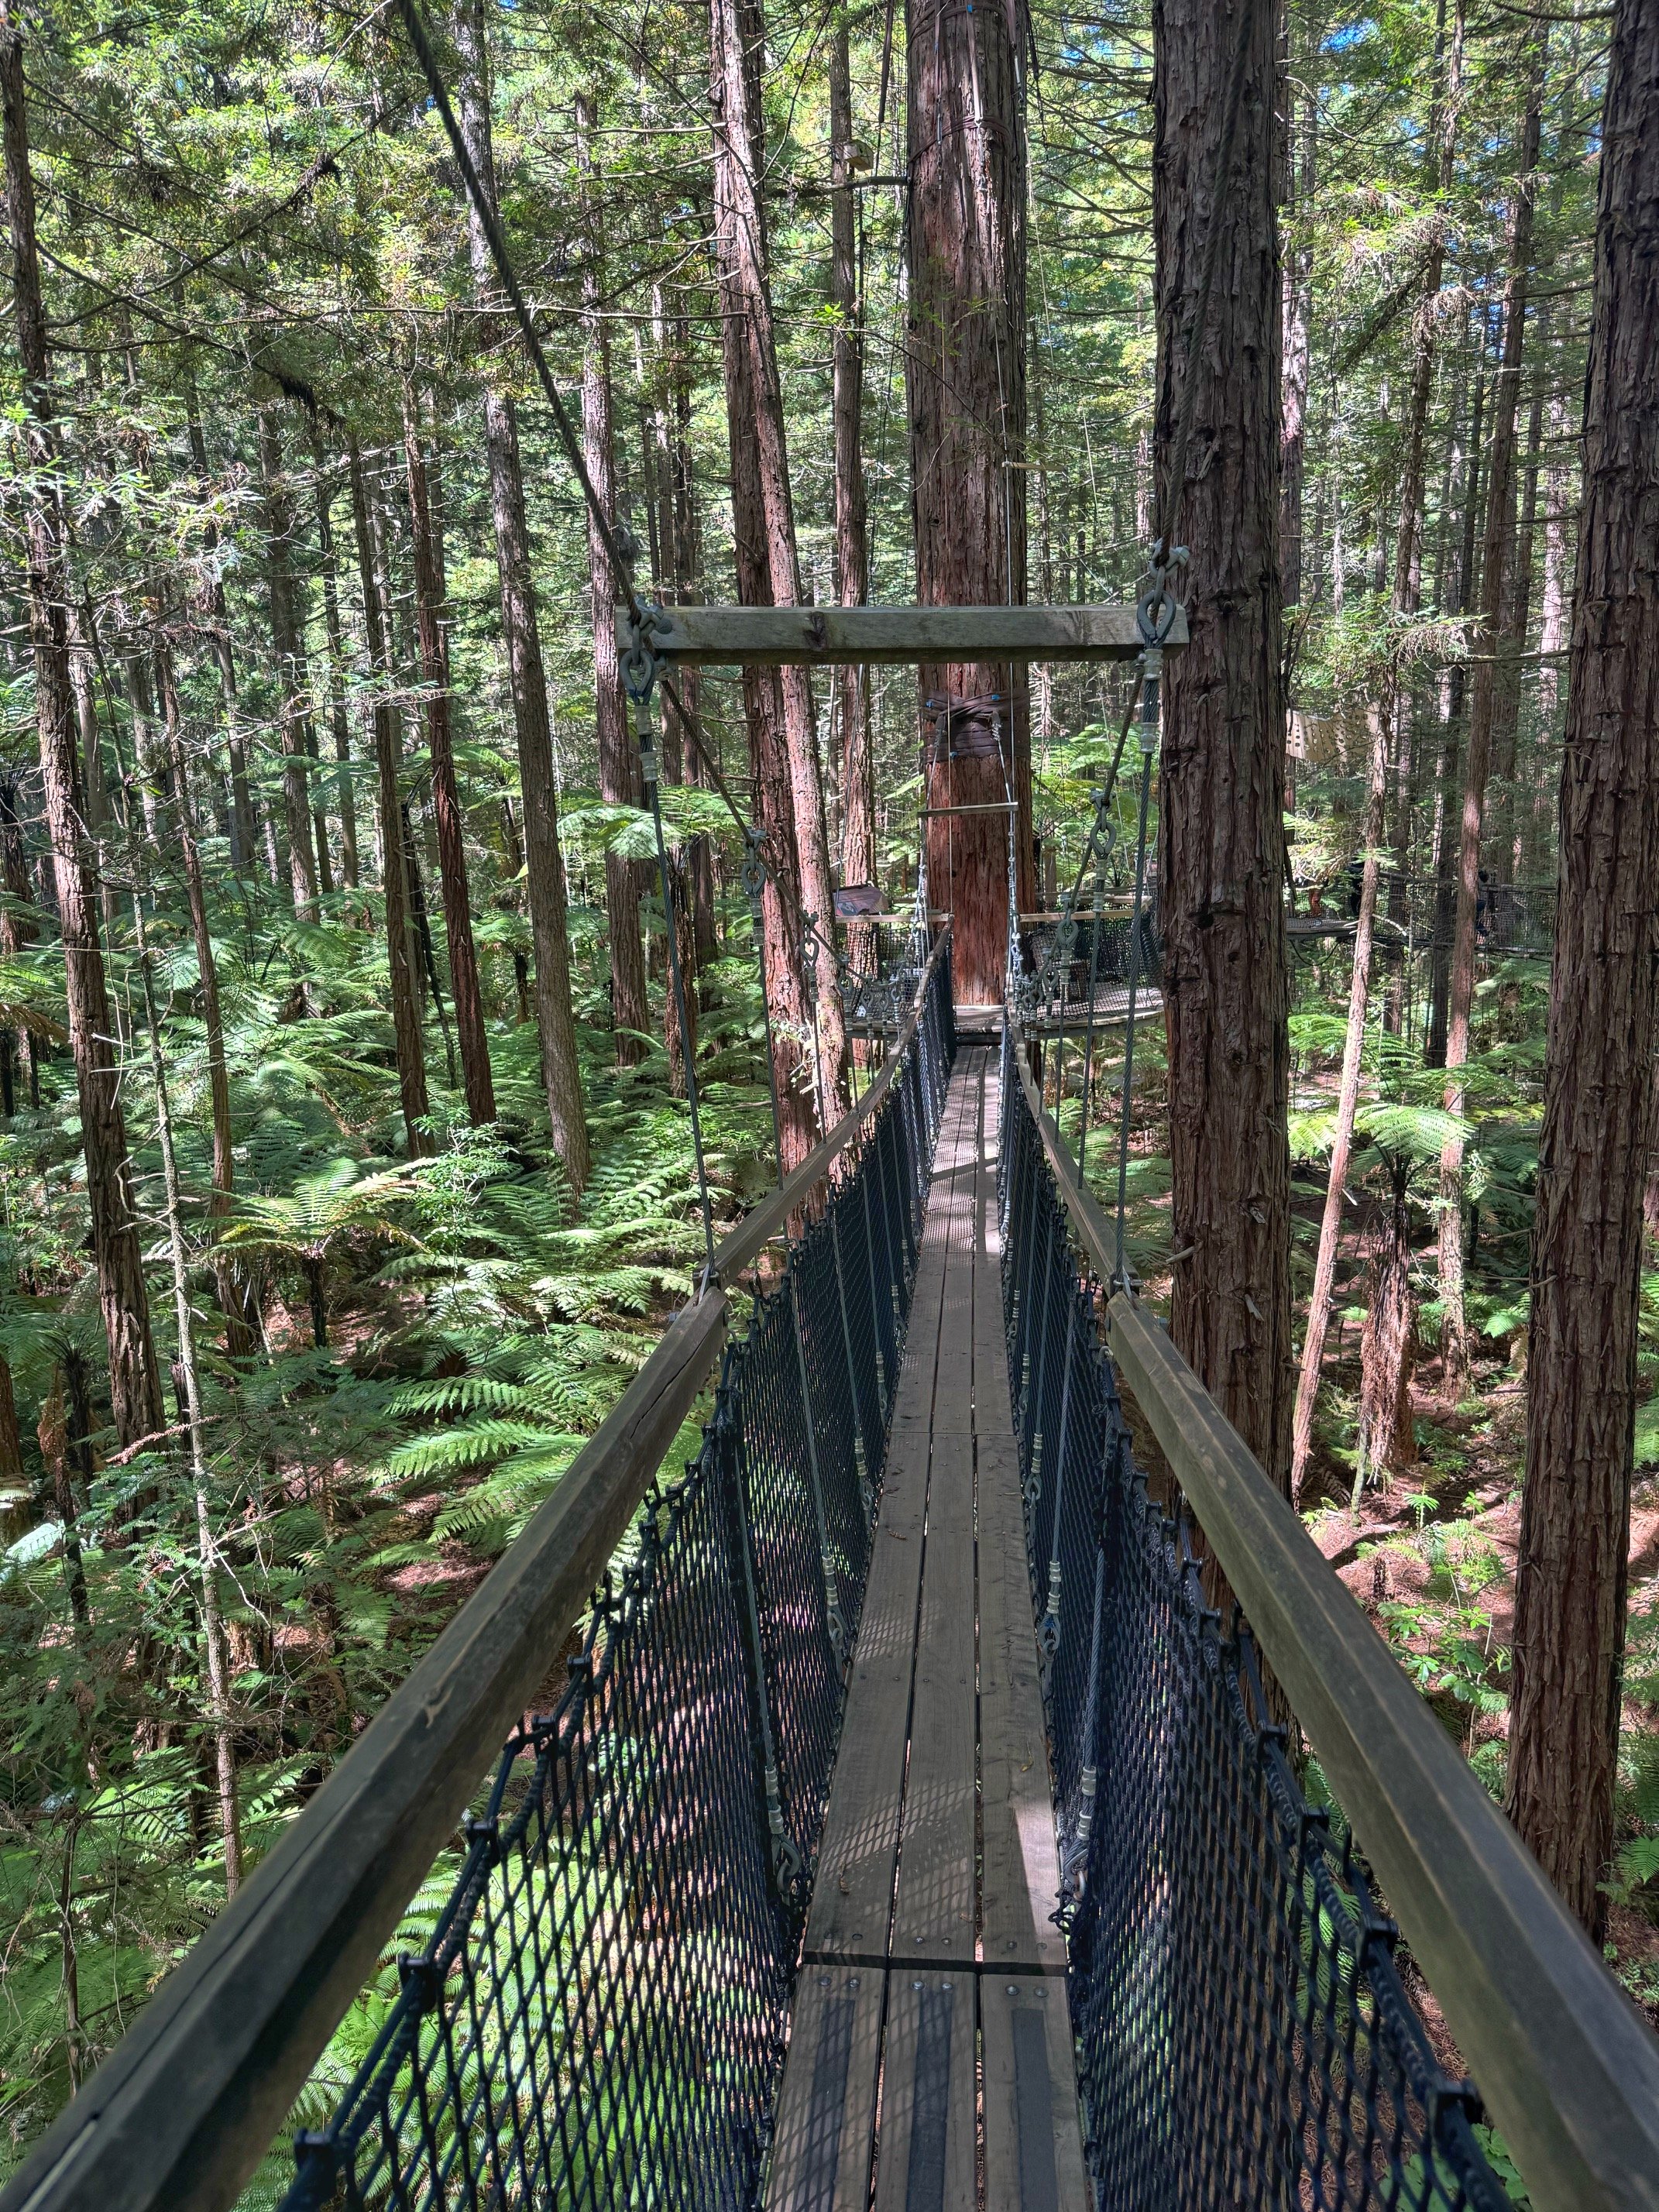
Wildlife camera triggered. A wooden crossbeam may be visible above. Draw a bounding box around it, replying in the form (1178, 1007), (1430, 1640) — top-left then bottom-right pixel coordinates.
(617, 601), (1185, 665)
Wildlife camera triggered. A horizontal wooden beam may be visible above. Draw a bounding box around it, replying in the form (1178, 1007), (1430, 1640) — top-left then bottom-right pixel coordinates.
(620, 603), (1184, 665)
(1006, 1029), (1659, 2212)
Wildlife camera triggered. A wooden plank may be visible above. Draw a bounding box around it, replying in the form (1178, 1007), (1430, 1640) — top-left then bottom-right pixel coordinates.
(871, 1974), (976, 2212)
(889, 1424), (977, 1964)
(765, 1966), (884, 2212)
(977, 1427), (1065, 1976)
(620, 602), (1185, 667)
(805, 1071), (977, 1960)
(981, 1977), (1091, 2212)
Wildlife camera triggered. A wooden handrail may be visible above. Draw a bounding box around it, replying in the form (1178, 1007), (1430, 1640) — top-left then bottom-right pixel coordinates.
(1008, 1026), (1659, 2211)
(0, 944), (951, 2212)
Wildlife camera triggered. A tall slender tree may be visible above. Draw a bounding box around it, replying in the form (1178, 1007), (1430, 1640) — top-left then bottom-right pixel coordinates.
(403, 386), (496, 1123)
(709, 0), (845, 1161)
(452, 0), (589, 1191)
(349, 437), (431, 1156)
(830, 20), (874, 906)
(575, 91), (649, 1068)
(1437, 36), (1547, 1391)
(0, 5), (163, 1448)
(1506, 0), (1659, 1940)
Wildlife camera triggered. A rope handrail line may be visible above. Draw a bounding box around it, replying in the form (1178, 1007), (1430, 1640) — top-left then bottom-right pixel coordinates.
(1004, 1024), (1659, 2210)
(0, 946), (952, 2212)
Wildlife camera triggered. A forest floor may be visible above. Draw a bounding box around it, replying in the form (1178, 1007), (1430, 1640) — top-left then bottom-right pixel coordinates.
(1300, 1338), (1659, 2035)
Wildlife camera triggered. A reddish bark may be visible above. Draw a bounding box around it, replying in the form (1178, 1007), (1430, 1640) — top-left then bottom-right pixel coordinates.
(0, 8), (163, 1447)
(907, 0), (1034, 1006)
(1153, 0), (1293, 1486)
(1507, 0), (1659, 1939)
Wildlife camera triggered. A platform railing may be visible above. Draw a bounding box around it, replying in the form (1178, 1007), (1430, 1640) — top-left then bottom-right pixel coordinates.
(0, 940), (954, 2212)
(1001, 1024), (1659, 2212)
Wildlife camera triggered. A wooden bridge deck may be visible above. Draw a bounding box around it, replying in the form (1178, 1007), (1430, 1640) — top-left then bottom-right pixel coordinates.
(765, 1049), (1089, 2212)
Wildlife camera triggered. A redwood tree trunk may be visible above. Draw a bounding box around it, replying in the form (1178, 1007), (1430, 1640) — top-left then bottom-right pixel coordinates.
(349, 438), (431, 1156)
(709, 0), (834, 1165)
(830, 23), (874, 905)
(453, 0), (589, 1190)
(1506, 0), (1659, 1940)
(403, 386), (496, 1124)
(576, 95), (650, 1070)
(258, 409), (322, 925)
(1438, 40), (1547, 1391)
(1153, 0), (1293, 1485)
(0, 9), (164, 1448)
(907, 0), (1033, 1007)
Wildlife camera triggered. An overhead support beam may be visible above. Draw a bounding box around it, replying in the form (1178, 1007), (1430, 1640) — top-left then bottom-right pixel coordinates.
(617, 603), (1184, 666)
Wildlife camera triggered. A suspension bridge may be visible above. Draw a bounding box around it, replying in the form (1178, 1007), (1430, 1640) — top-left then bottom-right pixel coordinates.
(5, 594), (1659, 2212)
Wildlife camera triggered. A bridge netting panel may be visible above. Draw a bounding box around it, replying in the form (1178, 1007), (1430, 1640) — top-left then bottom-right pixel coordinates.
(998, 1030), (1513, 2212)
(280, 955), (954, 2211)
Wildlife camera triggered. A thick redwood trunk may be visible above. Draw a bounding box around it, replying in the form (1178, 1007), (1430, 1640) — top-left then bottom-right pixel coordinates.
(1153, 0), (1292, 1485)
(453, 0), (589, 1190)
(258, 410), (322, 925)
(1506, 0), (1659, 1939)
(0, 9), (163, 1448)
(907, 0), (1032, 1006)
(575, 97), (650, 1070)
(349, 438), (431, 1156)
(1438, 43), (1547, 1389)
(403, 388), (496, 1124)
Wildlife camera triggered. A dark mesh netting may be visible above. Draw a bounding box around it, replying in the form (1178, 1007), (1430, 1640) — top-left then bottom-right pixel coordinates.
(997, 1030), (1513, 2212)
(280, 956), (953, 2212)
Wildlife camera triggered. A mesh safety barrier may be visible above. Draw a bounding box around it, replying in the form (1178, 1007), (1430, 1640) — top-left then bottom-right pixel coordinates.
(280, 950), (954, 2211)
(997, 1029), (1513, 2212)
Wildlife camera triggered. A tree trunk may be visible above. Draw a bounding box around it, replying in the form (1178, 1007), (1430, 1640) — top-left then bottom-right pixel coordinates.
(907, 0), (1032, 1007)
(185, 396), (259, 875)
(1279, 77), (1314, 612)
(452, 0), (589, 1191)
(0, 767), (38, 1108)
(155, 642), (256, 1359)
(1506, 0), (1659, 1941)
(661, 307), (719, 974)
(1427, 353), (1484, 1069)
(348, 437), (431, 1157)
(1358, 1159), (1418, 1484)
(830, 22), (875, 909)
(575, 97), (650, 1070)
(1154, 0), (1293, 1486)
(0, 10), (164, 1450)
(1290, 693), (1389, 1502)
(310, 434), (362, 893)
(403, 385), (496, 1124)
(1491, 373), (1547, 884)
(709, 0), (848, 1127)
(257, 409), (321, 926)
(1438, 43), (1547, 1394)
